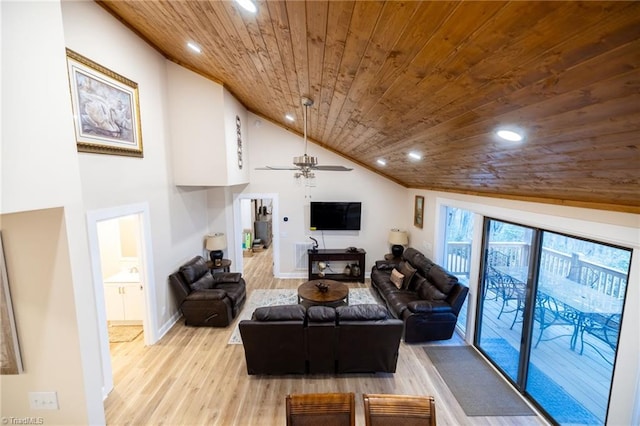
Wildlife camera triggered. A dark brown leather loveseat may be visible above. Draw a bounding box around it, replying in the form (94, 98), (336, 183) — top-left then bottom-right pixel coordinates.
(169, 256), (246, 327)
(239, 304), (403, 375)
(370, 247), (468, 343)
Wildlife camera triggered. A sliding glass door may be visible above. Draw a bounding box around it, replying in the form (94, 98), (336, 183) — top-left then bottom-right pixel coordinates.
(525, 231), (629, 424)
(476, 219), (534, 383)
(475, 218), (631, 425)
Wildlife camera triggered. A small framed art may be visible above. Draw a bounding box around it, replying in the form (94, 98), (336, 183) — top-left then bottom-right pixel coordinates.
(414, 195), (424, 228)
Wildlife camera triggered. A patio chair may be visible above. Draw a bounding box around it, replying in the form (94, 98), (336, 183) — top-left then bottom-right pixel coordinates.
(285, 392), (355, 426)
(490, 269), (526, 326)
(482, 266), (501, 301)
(581, 313), (620, 364)
(488, 249), (511, 267)
(533, 293), (579, 349)
(363, 394), (436, 426)
(582, 267), (602, 290)
(568, 265), (602, 290)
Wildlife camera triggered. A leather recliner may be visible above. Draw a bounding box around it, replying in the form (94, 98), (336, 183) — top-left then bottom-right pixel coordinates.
(169, 256), (246, 327)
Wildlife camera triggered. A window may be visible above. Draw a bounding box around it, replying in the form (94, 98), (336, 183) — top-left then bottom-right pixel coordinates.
(443, 206), (474, 335)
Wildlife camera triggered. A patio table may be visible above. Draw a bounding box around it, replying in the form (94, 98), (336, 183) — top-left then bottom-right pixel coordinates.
(494, 267), (622, 352)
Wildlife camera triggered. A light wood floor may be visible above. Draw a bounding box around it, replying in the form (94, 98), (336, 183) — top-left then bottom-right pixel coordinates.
(105, 248), (548, 425)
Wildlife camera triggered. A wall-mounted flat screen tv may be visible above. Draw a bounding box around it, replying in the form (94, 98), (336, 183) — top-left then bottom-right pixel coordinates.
(310, 202), (362, 231)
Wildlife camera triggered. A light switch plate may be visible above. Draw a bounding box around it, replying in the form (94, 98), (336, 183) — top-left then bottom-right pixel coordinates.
(28, 391), (59, 410)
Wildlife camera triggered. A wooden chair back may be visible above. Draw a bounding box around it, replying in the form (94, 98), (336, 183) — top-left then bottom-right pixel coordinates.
(285, 392), (355, 426)
(363, 394), (436, 426)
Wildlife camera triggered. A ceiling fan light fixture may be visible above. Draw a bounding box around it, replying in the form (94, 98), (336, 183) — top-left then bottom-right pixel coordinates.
(234, 0), (257, 13)
(294, 154), (318, 168)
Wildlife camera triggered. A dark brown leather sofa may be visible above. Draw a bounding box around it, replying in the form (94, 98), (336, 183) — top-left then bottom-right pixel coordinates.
(169, 256), (246, 327)
(370, 247), (468, 343)
(239, 304), (403, 375)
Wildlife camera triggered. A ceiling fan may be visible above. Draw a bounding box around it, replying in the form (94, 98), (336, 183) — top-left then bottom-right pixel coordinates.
(256, 97), (352, 180)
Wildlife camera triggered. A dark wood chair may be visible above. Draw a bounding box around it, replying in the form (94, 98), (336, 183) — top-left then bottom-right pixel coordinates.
(285, 392), (355, 426)
(363, 394), (436, 426)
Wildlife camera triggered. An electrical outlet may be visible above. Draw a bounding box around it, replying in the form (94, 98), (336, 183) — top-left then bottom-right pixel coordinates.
(29, 391), (59, 410)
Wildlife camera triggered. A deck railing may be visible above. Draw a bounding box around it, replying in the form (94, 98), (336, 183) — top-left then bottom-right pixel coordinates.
(444, 242), (628, 298)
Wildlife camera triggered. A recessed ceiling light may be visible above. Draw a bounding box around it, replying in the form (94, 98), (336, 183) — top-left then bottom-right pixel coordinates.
(187, 42), (201, 53)
(408, 152), (422, 160)
(496, 128), (524, 142)
(285, 114), (295, 122)
(234, 0), (257, 13)
(376, 159), (387, 166)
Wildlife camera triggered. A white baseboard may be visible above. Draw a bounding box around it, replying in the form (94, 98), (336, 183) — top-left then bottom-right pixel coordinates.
(277, 272), (307, 279)
(156, 311), (181, 341)
(276, 272), (371, 280)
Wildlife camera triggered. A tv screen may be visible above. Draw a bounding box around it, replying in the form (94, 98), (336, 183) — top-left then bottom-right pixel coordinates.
(310, 202), (362, 231)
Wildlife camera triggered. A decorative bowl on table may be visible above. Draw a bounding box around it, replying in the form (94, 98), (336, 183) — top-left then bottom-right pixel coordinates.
(315, 282), (329, 293)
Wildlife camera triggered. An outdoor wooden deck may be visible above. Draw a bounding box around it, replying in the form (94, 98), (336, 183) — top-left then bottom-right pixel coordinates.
(458, 288), (615, 422)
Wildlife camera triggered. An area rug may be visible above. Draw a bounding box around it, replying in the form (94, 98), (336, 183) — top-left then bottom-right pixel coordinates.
(424, 345), (535, 417)
(228, 287), (381, 344)
(108, 325), (142, 343)
(480, 338), (601, 424)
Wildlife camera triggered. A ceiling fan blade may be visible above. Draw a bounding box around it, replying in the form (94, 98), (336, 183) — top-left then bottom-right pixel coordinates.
(312, 165), (353, 171)
(255, 166), (299, 170)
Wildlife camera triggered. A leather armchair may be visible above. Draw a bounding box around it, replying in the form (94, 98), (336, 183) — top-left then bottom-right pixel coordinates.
(169, 256), (246, 327)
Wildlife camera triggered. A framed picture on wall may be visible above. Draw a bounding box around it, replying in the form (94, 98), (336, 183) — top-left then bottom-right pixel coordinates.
(414, 195), (424, 228)
(66, 48), (143, 157)
(1, 233), (23, 375)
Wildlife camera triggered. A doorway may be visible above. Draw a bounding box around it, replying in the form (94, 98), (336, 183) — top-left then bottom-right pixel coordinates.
(233, 193), (279, 277)
(97, 215), (144, 344)
(86, 202), (157, 399)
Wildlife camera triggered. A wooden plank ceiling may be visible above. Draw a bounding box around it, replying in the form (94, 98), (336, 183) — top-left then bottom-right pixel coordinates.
(98, 1), (640, 213)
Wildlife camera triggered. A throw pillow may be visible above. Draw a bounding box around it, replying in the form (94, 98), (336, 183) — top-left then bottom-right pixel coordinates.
(398, 261), (417, 289)
(189, 271), (216, 291)
(375, 260), (397, 270)
(390, 268), (405, 289)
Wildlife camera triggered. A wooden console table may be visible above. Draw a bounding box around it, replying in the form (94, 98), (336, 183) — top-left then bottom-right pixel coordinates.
(308, 248), (366, 283)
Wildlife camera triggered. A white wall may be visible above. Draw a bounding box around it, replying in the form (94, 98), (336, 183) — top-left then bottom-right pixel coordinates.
(61, 1), (210, 330)
(1, 2), (104, 423)
(244, 114), (408, 275)
(166, 62), (226, 185)
(223, 88), (250, 185)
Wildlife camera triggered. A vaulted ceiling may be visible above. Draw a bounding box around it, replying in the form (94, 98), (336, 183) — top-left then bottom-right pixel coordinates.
(98, 1), (640, 213)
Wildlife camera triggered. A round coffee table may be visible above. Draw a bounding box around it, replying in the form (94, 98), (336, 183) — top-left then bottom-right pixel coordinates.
(297, 279), (349, 307)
